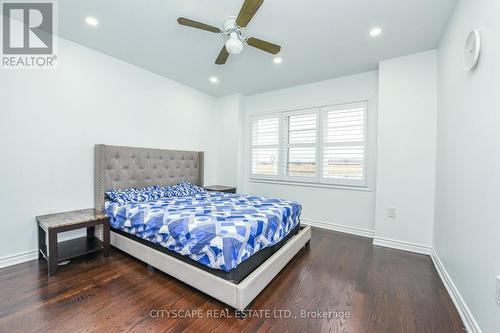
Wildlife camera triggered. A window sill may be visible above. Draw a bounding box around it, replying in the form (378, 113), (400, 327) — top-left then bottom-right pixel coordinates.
(248, 178), (373, 192)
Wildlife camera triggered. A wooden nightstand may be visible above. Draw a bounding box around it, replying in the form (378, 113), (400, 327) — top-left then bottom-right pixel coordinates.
(36, 208), (110, 276)
(204, 185), (237, 194)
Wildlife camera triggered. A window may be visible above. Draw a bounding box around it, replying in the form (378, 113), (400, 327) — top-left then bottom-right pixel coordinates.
(284, 111), (318, 179)
(251, 116), (280, 177)
(250, 101), (368, 187)
(321, 102), (366, 186)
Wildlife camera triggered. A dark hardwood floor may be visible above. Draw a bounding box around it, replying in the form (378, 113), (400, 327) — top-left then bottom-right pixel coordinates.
(0, 228), (464, 333)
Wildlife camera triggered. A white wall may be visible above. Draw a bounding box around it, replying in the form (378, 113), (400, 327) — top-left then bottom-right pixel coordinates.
(374, 50), (437, 252)
(213, 94), (243, 187)
(435, 0), (500, 331)
(0, 37), (219, 264)
(240, 72), (379, 236)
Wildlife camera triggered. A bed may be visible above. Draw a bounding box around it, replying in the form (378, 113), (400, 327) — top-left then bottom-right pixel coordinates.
(94, 144), (311, 310)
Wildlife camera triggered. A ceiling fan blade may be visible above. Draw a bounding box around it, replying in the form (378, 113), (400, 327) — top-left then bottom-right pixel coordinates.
(177, 17), (222, 33)
(215, 46), (230, 65)
(246, 37), (281, 55)
(235, 0), (264, 28)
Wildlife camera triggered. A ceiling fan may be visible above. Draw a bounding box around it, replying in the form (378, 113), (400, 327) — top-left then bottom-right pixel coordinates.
(177, 0), (281, 65)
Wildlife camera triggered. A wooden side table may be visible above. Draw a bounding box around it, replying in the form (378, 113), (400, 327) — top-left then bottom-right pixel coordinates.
(204, 185), (237, 194)
(36, 208), (110, 276)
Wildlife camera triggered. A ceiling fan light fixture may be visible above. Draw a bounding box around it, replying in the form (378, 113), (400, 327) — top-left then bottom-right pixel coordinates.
(225, 32), (244, 55)
(177, 0), (281, 65)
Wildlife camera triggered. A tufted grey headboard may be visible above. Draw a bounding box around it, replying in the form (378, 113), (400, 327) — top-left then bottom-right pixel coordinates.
(94, 144), (204, 211)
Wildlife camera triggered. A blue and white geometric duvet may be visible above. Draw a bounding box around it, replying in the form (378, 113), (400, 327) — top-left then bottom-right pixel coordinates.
(105, 192), (301, 272)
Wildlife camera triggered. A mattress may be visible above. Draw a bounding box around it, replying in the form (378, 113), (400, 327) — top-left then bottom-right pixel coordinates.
(104, 191), (302, 272)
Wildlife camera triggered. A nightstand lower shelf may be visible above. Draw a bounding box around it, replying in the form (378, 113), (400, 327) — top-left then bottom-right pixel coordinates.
(57, 236), (103, 261)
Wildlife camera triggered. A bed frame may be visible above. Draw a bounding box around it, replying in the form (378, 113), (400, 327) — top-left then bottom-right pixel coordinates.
(94, 144), (311, 310)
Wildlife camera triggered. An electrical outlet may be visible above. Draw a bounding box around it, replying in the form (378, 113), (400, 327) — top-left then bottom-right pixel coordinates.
(387, 208), (397, 219)
(496, 276), (500, 305)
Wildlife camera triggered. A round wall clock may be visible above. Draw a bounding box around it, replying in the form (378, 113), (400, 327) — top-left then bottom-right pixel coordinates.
(464, 30), (481, 72)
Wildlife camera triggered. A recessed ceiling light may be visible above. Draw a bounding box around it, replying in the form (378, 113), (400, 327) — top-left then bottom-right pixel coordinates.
(273, 57), (283, 64)
(370, 27), (382, 37)
(85, 17), (98, 26)
(209, 76), (219, 83)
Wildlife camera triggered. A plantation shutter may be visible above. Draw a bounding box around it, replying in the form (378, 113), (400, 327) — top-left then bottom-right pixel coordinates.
(284, 112), (318, 178)
(321, 102), (367, 185)
(251, 116), (280, 177)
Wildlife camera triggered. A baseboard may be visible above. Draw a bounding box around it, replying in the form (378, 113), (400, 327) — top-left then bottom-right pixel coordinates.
(0, 249), (38, 269)
(431, 249), (482, 333)
(372, 236), (431, 255)
(301, 218), (374, 238)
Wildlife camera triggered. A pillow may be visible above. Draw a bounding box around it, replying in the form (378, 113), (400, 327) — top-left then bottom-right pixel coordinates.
(106, 182), (205, 204)
(106, 185), (162, 205)
(161, 181), (205, 197)
(178, 181), (205, 195)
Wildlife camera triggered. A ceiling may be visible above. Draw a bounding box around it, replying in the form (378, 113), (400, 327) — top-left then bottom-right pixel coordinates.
(58, 0), (457, 97)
